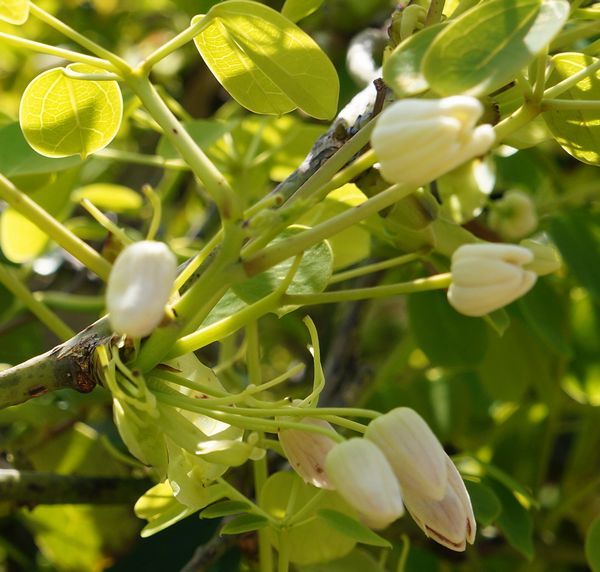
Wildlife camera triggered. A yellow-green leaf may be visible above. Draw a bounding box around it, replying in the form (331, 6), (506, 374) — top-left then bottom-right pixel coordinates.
(72, 183), (143, 213)
(422, 0), (569, 96)
(193, 1), (339, 119)
(542, 53), (600, 165)
(1, 170), (76, 263)
(0, 0), (29, 25)
(281, 0), (324, 22)
(19, 64), (123, 159)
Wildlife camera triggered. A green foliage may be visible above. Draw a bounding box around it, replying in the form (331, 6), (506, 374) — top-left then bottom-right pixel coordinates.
(193, 1), (339, 118)
(423, 0), (569, 96)
(0, 0), (28, 25)
(543, 53), (600, 165)
(19, 64), (123, 159)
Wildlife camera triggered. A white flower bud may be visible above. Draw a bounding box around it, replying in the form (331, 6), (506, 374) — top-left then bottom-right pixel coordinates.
(107, 240), (177, 338)
(325, 438), (404, 529)
(371, 96), (496, 187)
(279, 418), (338, 490)
(365, 407), (448, 500)
(402, 455), (475, 552)
(448, 243), (537, 316)
(520, 239), (562, 276)
(488, 190), (538, 239)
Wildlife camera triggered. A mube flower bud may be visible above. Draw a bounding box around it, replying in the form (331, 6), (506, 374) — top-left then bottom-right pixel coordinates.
(371, 96), (495, 187)
(448, 243), (537, 316)
(324, 438), (404, 530)
(365, 407), (448, 500)
(279, 417), (338, 490)
(106, 240), (177, 338)
(402, 454), (476, 552)
(488, 190), (538, 239)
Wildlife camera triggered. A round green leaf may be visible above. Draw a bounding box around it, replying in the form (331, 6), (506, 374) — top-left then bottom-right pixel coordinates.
(262, 472), (356, 565)
(586, 515), (600, 572)
(383, 23), (447, 97)
(422, 0), (569, 96)
(193, 1), (339, 119)
(542, 53), (600, 166)
(72, 184), (143, 213)
(19, 64), (123, 159)
(464, 480), (502, 526)
(0, 0), (29, 25)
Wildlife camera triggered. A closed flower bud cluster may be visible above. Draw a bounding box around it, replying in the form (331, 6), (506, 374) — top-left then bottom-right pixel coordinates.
(448, 243), (537, 316)
(106, 240), (177, 338)
(488, 190), (538, 239)
(371, 96), (495, 187)
(286, 408), (476, 550)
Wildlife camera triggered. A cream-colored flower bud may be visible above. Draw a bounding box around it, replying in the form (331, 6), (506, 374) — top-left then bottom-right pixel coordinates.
(365, 407), (448, 500)
(325, 438), (404, 529)
(448, 243), (537, 316)
(488, 190), (538, 239)
(107, 240), (177, 338)
(279, 418), (338, 490)
(521, 239), (562, 276)
(402, 454), (475, 552)
(371, 96), (495, 187)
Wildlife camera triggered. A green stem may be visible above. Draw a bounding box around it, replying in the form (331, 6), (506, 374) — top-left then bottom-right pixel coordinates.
(541, 98), (600, 111)
(544, 58), (600, 99)
(29, 3), (130, 73)
(532, 49), (548, 102)
(494, 102), (541, 142)
(0, 265), (74, 341)
(242, 120), (376, 258)
(247, 322), (274, 572)
(126, 75), (242, 221)
(281, 273), (452, 306)
(0, 32), (115, 71)
(550, 20), (600, 51)
(244, 183), (415, 276)
(138, 16), (208, 73)
(216, 478), (275, 524)
(329, 252), (422, 285)
(168, 255), (301, 359)
(425, 0), (446, 25)
(95, 148), (189, 171)
(34, 292), (104, 313)
(0, 174), (112, 281)
(277, 529), (290, 572)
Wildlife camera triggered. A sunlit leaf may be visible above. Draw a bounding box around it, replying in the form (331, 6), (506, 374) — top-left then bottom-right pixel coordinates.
(423, 0), (569, 96)
(20, 64), (123, 159)
(193, 1), (339, 118)
(543, 53), (600, 165)
(0, 0), (29, 25)
(281, 0), (324, 22)
(72, 183), (143, 213)
(0, 169), (76, 263)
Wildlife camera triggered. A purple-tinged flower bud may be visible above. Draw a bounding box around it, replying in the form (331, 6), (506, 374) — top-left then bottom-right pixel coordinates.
(325, 438), (404, 529)
(402, 454), (475, 552)
(279, 418), (338, 490)
(365, 407), (448, 500)
(107, 240), (177, 338)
